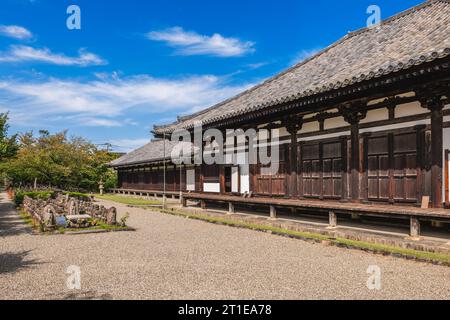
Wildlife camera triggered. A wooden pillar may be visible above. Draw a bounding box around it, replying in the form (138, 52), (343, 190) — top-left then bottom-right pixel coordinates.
(430, 107), (444, 208)
(340, 102), (367, 202)
(350, 122), (360, 201)
(417, 86), (446, 208)
(410, 217), (421, 239)
(290, 130), (298, 198)
(181, 196), (187, 207)
(200, 164), (205, 193)
(285, 117), (303, 198)
(219, 166), (225, 194)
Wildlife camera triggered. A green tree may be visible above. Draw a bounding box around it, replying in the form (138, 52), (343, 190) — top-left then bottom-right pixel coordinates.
(2, 130), (119, 192)
(0, 112), (18, 161)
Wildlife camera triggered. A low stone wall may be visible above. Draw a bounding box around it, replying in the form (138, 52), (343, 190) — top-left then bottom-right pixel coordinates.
(23, 193), (117, 230)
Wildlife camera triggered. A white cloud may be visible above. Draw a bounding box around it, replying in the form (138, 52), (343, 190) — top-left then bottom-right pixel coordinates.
(0, 25), (33, 40)
(0, 45), (107, 66)
(291, 48), (322, 65)
(0, 74), (252, 129)
(147, 26), (255, 57)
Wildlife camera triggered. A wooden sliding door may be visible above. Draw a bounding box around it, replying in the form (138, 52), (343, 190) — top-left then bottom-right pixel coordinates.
(253, 145), (287, 197)
(365, 130), (423, 204)
(300, 139), (345, 200)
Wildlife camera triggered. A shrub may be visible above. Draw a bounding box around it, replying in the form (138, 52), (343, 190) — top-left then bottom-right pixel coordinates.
(63, 191), (91, 201)
(14, 190), (56, 207)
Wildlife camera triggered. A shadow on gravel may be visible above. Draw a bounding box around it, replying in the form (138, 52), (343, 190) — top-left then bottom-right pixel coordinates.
(0, 250), (44, 274)
(0, 201), (30, 237)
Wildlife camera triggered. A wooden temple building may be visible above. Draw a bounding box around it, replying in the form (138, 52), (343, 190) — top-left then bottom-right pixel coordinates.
(110, 0), (450, 237)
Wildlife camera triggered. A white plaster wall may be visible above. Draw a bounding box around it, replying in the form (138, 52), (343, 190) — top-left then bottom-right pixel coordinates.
(444, 103), (450, 111)
(301, 121), (320, 133)
(204, 183), (220, 193)
(186, 169), (195, 191)
(240, 164), (250, 194)
(324, 116), (347, 130)
(277, 127), (289, 138)
(395, 91), (415, 98)
(367, 97), (389, 106)
(360, 108), (389, 124)
(395, 101), (427, 118)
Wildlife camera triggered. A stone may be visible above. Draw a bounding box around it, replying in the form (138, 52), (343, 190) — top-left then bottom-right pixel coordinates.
(67, 199), (80, 216)
(106, 207), (117, 226)
(42, 205), (56, 228)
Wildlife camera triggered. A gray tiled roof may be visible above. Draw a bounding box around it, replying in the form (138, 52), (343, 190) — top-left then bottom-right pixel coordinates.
(109, 139), (189, 167)
(154, 0), (450, 134)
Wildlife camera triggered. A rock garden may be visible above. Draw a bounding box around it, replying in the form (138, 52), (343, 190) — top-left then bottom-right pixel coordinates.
(15, 191), (130, 233)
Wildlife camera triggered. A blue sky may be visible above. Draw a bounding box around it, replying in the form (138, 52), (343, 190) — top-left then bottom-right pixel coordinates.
(0, 0), (424, 152)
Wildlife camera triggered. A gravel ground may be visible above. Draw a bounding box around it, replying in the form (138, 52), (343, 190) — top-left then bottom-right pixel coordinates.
(1, 193), (450, 300)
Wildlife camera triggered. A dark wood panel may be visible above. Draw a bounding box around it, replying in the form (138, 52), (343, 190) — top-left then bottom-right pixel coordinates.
(300, 140), (343, 199)
(254, 145), (287, 196)
(365, 130), (421, 204)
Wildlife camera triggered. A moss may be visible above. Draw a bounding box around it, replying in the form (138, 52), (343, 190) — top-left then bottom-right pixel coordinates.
(62, 192), (90, 201)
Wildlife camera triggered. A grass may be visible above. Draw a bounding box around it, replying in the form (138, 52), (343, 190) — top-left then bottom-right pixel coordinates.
(20, 211), (35, 228)
(59, 224), (132, 233)
(95, 194), (162, 206)
(154, 207), (450, 266)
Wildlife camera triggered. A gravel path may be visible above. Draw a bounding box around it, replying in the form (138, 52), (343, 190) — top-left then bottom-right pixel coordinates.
(1, 193), (450, 300)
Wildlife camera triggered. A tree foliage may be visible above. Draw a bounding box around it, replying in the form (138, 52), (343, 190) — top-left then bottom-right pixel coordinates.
(0, 113), (19, 162)
(1, 126), (119, 192)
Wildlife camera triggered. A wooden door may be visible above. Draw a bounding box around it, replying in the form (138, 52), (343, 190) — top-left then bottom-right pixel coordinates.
(300, 140), (343, 199)
(393, 132), (419, 202)
(366, 131), (421, 204)
(367, 135), (390, 201)
(322, 141), (343, 198)
(254, 145), (287, 196)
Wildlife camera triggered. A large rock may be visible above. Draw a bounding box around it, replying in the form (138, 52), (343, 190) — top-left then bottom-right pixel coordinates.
(42, 205), (56, 228)
(106, 207), (117, 226)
